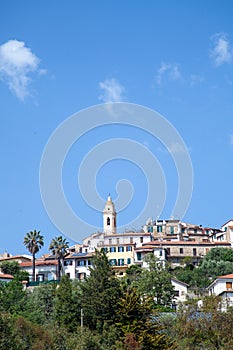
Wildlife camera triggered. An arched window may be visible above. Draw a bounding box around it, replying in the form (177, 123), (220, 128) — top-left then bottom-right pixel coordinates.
(107, 217), (110, 226)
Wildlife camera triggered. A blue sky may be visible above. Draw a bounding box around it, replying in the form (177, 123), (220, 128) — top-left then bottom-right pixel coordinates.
(0, 1), (233, 256)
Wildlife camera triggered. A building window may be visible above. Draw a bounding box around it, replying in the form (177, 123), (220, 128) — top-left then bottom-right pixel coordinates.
(64, 260), (73, 266)
(157, 226), (162, 233)
(118, 259), (124, 266)
(130, 237), (133, 243)
(118, 246), (124, 252)
(140, 237), (143, 243)
(194, 229), (197, 234)
(170, 226), (174, 234)
(166, 248), (170, 255)
(88, 260), (92, 266)
(110, 247), (116, 253)
(137, 252), (142, 261)
(180, 248), (183, 254)
(148, 226), (153, 233)
(159, 250), (163, 256)
(117, 238), (120, 244)
(174, 290), (180, 297)
(77, 272), (86, 280)
(181, 228), (185, 234)
(77, 260), (86, 266)
(36, 274), (44, 282)
(193, 248), (197, 256)
(109, 239), (112, 245)
(103, 247), (108, 253)
(127, 258), (131, 264)
(126, 246), (132, 252)
(107, 217), (110, 226)
(226, 282), (232, 290)
(66, 273), (70, 278)
(109, 259), (117, 266)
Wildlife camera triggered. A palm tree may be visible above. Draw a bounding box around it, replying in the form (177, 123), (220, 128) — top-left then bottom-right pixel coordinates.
(49, 236), (69, 281)
(23, 230), (44, 282)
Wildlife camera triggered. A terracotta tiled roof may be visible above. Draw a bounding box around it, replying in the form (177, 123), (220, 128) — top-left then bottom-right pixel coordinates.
(218, 274), (233, 279)
(0, 255), (32, 261)
(143, 240), (231, 246)
(0, 273), (14, 279)
(20, 259), (58, 267)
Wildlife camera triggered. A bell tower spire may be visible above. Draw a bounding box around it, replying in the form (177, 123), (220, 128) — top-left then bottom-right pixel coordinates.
(103, 194), (116, 235)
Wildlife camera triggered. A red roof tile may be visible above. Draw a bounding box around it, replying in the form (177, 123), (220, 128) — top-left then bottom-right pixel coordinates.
(0, 273), (14, 279)
(20, 260), (58, 267)
(218, 274), (233, 279)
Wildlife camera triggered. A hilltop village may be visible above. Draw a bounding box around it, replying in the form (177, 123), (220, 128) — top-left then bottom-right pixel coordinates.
(1, 195), (233, 310)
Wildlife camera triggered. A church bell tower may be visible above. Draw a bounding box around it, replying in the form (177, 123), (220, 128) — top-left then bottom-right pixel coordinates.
(103, 194), (116, 235)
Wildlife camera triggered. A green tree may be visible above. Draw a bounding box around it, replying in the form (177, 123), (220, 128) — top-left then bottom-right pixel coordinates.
(80, 249), (122, 331)
(49, 235), (69, 281)
(23, 230), (44, 282)
(13, 315), (52, 350)
(195, 248), (233, 285)
(200, 259), (233, 282)
(0, 313), (16, 349)
(25, 282), (57, 325)
(116, 287), (175, 350)
(123, 264), (142, 285)
(203, 247), (233, 262)
(0, 260), (20, 275)
(54, 274), (80, 331)
(175, 296), (233, 349)
(172, 265), (209, 293)
(136, 253), (175, 307)
(0, 279), (27, 314)
(0, 261), (29, 282)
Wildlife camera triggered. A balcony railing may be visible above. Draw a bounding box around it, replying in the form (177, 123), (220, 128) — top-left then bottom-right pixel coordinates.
(28, 280), (59, 287)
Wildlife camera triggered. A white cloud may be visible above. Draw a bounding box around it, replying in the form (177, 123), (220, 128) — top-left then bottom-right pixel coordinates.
(156, 62), (181, 84)
(99, 78), (125, 103)
(210, 33), (232, 66)
(0, 39), (42, 100)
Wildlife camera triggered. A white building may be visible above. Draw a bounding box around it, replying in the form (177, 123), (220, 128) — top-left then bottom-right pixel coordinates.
(212, 220), (233, 247)
(64, 252), (94, 280)
(82, 195), (153, 275)
(20, 259), (58, 282)
(208, 273), (233, 310)
(171, 278), (189, 306)
(134, 244), (167, 267)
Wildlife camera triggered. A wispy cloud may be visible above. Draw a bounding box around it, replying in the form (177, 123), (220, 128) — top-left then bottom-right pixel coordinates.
(99, 78), (125, 103)
(209, 33), (232, 67)
(0, 39), (44, 100)
(156, 62), (181, 84)
(190, 74), (204, 87)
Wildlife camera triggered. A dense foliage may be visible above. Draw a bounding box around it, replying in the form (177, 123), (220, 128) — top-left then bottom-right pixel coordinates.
(0, 260), (29, 281)
(172, 247), (233, 292)
(1, 248), (233, 349)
